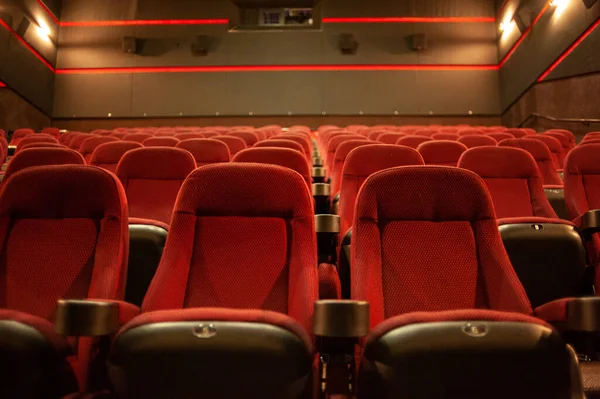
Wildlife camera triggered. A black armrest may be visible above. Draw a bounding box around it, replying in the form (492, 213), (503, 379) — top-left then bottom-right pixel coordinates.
(55, 299), (120, 337)
(314, 300), (369, 338)
(315, 214), (340, 234)
(566, 297), (600, 332)
(573, 209), (600, 236)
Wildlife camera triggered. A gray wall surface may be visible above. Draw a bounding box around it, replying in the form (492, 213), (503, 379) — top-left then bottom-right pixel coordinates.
(53, 0), (500, 118)
(0, 0), (58, 115)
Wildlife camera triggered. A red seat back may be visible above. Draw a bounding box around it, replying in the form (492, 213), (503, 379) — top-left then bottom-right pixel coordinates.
(330, 141), (374, 196)
(377, 132), (407, 144)
(8, 129), (34, 146)
(233, 148), (311, 188)
(89, 141), (143, 173)
(174, 133), (205, 141)
(79, 136), (120, 162)
(497, 138), (563, 186)
(564, 144), (600, 219)
(142, 137), (180, 147)
(255, 139), (305, 155)
(431, 133), (459, 141)
(175, 139), (230, 166)
(458, 134), (497, 148)
(417, 140), (468, 167)
(16, 135), (58, 153)
(212, 136), (248, 156)
(396, 135), (433, 149)
(4, 148), (85, 181)
(228, 131), (260, 147)
(529, 135), (565, 170)
(122, 133), (154, 143)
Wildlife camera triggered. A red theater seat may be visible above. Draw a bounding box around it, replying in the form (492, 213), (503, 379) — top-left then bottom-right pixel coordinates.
(90, 129), (113, 136)
(412, 128), (439, 137)
(255, 139), (305, 155)
(431, 133), (459, 141)
(417, 140), (467, 166)
(142, 137), (180, 147)
(325, 135), (367, 176)
(16, 142), (64, 153)
(3, 148), (85, 182)
(89, 141), (143, 173)
(122, 133), (154, 143)
(0, 165), (129, 397)
(228, 131), (260, 147)
(117, 147), (196, 224)
(69, 134), (98, 151)
(529, 135), (566, 171)
(505, 128), (532, 138)
(458, 134), (497, 148)
(457, 128), (485, 136)
(16, 135), (58, 153)
(579, 138), (600, 146)
(174, 132), (205, 141)
(487, 132), (515, 141)
(544, 132), (571, 162)
(41, 127), (60, 139)
(79, 136), (120, 162)
(377, 132), (407, 144)
(212, 135), (248, 156)
(396, 135), (433, 149)
(107, 164), (317, 398)
(546, 129), (576, 149)
(498, 138), (563, 186)
(8, 128), (34, 146)
(275, 133), (312, 155)
(582, 132), (600, 142)
(366, 129), (389, 141)
(233, 147), (311, 188)
(109, 132), (127, 140)
(175, 138), (230, 166)
(330, 140), (373, 198)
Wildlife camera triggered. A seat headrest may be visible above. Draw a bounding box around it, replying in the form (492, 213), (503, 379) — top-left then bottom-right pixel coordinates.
(565, 144), (600, 175)
(255, 139), (304, 154)
(343, 144), (424, 177)
(117, 147), (196, 179)
(334, 141), (373, 161)
(0, 165), (126, 219)
(357, 166), (496, 222)
(233, 148), (310, 187)
(458, 147), (539, 179)
(175, 139), (230, 163)
(497, 138), (553, 162)
(90, 141), (143, 164)
(79, 136), (120, 154)
(4, 148), (85, 181)
(175, 163), (312, 218)
(417, 140), (467, 163)
(142, 137), (180, 147)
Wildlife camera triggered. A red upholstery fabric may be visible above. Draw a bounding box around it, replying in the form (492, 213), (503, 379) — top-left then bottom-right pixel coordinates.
(367, 130), (389, 141)
(377, 132), (407, 144)
(17, 142), (64, 153)
(396, 135), (433, 149)
(89, 141), (143, 173)
(117, 147), (196, 224)
(0, 137), (9, 162)
(505, 128), (531, 138)
(202, 131), (220, 138)
(458, 134), (497, 148)
(4, 148), (85, 182)
(458, 147), (558, 218)
(69, 134), (98, 151)
(338, 145), (424, 236)
(330, 141), (374, 197)
(487, 132), (515, 141)
(8, 128), (34, 146)
(90, 129), (113, 136)
(582, 132), (600, 142)
(325, 135), (367, 175)
(41, 127), (60, 138)
(141, 163), (318, 333)
(175, 138), (230, 166)
(498, 138), (564, 186)
(580, 139), (600, 146)
(122, 133), (154, 143)
(533, 297), (574, 322)
(228, 131), (260, 147)
(0, 165), (129, 317)
(412, 128), (439, 137)
(544, 133), (571, 165)
(417, 140), (467, 166)
(367, 309), (551, 345)
(255, 139), (305, 155)
(233, 147), (311, 188)
(120, 308), (312, 349)
(16, 135), (58, 152)
(142, 137), (180, 147)
(431, 133), (459, 141)
(174, 132), (205, 140)
(277, 134), (311, 155)
(109, 132), (127, 140)
(212, 135), (248, 156)
(546, 129), (576, 149)
(351, 166), (532, 328)
(318, 263), (341, 300)
(457, 128), (485, 136)
(79, 136), (120, 162)
(529, 135), (565, 170)
(438, 127), (459, 134)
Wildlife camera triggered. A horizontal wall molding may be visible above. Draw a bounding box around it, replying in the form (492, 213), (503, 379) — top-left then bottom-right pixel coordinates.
(56, 64), (500, 75)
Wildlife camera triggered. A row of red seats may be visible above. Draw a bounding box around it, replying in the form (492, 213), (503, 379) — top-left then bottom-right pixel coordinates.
(1, 160), (597, 399)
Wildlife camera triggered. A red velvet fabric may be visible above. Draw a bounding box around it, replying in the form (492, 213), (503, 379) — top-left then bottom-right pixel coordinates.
(580, 139), (600, 146)
(142, 137), (180, 147)
(175, 139), (230, 166)
(8, 128), (34, 146)
(412, 128), (439, 137)
(3, 148), (85, 182)
(228, 131), (260, 147)
(120, 308), (312, 349)
(529, 135), (565, 170)
(330, 141), (374, 197)
(487, 132), (515, 141)
(546, 129), (576, 149)
(233, 147), (311, 189)
(458, 134), (497, 148)
(276, 133), (311, 155)
(545, 132), (571, 164)
(14, 142), (63, 153)
(122, 133), (154, 143)
(338, 144), (424, 237)
(417, 140), (468, 166)
(89, 141), (143, 173)
(141, 163), (318, 334)
(318, 263), (341, 300)
(377, 133), (407, 144)
(79, 136), (120, 162)
(212, 135), (248, 156)
(367, 130), (389, 141)
(325, 135), (367, 176)
(458, 147), (558, 218)
(431, 133), (459, 141)
(367, 309), (551, 345)
(352, 166), (532, 328)
(533, 297), (574, 322)
(117, 147), (196, 224)
(505, 128), (531, 138)
(255, 139), (305, 155)
(498, 138), (564, 186)
(174, 133), (205, 141)
(16, 135), (58, 153)
(69, 134), (98, 151)
(396, 135), (433, 149)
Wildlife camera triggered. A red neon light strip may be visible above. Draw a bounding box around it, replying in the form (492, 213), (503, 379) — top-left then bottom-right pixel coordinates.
(60, 19), (229, 27)
(537, 18), (600, 82)
(499, 1), (551, 68)
(0, 81), (6, 88)
(56, 64), (499, 75)
(0, 19), (55, 72)
(35, 0), (59, 25)
(322, 17), (494, 23)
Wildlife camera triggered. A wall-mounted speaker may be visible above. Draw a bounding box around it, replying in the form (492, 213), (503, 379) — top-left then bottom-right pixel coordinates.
(122, 37), (139, 54)
(411, 34), (427, 51)
(514, 7), (532, 34)
(191, 35), (212, 56)
(339, 34), (358, 55)
(582, 0), (598, 8)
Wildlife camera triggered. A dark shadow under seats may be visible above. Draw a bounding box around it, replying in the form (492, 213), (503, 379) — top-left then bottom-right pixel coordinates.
(116, 147), (196, 225)
(0, 165), (129, 399)
(350, 166), (582, 399)
(107, 163), (318, 399)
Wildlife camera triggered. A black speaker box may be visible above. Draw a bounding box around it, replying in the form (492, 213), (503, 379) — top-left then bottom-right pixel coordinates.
(191, 35), (212, 56)
(339, 34), (358, 55)
(122, 36), (139, 54)
(16, 18), (30, 37)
